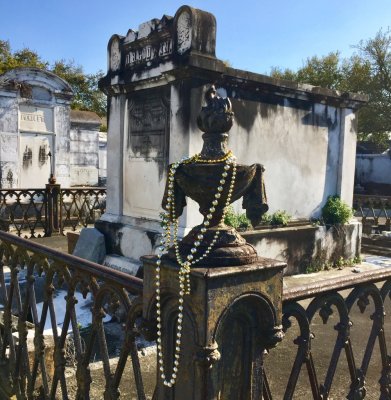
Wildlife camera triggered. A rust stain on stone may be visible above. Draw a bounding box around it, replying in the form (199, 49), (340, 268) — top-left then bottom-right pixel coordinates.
(22, 146), (32, 169)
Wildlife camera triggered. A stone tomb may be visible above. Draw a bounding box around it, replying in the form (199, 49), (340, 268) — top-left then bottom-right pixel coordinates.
(0, 68), (69, 188)
(97, 5), (366, 273)
(0, 68), (104, 188)
(69, 110), (102, 186)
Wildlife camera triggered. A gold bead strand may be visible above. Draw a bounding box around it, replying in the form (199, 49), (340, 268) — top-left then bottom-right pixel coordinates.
(156, 161), (184, 387)
(155, 151), (237, 388)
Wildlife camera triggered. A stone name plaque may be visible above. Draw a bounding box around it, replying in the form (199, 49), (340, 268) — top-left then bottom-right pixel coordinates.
(70, 166), (99, 186)
(127, 93), (169, 160)
(123, 90), (169, 220)
(19, 105), (54, 133)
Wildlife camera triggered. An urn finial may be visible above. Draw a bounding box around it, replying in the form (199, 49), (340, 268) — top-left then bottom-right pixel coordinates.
(197, 86), (234, 134)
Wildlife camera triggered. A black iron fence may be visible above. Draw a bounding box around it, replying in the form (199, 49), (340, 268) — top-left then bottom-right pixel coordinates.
(353, 194), (391, 234)
(0, 231), (145, 399)
(0, 185), (106, 238)
(277, 270), (391, 399)
(0, 230), (389, 398)
(60, 187), (106, 235)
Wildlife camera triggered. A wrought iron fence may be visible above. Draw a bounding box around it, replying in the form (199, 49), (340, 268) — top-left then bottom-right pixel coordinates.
(0, 229), (389, 398)
(60, 187), (106, 235)
(0, 185), (106, 238)
(353, 194), (391, 233)
(0, 188), (49, 238)
(0, 230), (148, 399)
(267, 269), (391, 399)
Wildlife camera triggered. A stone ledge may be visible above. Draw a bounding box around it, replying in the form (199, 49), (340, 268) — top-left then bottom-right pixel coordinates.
(242, 221), (361, 275)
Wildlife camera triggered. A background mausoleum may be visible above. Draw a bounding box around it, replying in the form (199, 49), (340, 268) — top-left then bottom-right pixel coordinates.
(0, 67), (105, 188)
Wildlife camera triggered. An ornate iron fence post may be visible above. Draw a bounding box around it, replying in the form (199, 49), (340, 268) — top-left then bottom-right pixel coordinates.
(142, 256), (286, 399)
(45, 183), (61, 236)
(141, 86), (287, 398)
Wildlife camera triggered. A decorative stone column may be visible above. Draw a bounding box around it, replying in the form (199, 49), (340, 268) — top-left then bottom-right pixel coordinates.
(337, 107), (358, 207)
(142, 255), (285, 399)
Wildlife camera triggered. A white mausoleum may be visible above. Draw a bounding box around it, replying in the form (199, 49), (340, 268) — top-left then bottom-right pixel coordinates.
(0, 67), (105, 188)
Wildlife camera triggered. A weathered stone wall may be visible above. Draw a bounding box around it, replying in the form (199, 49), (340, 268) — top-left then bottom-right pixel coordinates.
(243, 221), (361, 275)
(0, 94), (18, 133)
(356, 153), (391, 186)
(55, 105), (71, 187)
(69, 110), (101, 186)
(232, 99), (338, 217)
(99, 131), (107, 186)
(0, 87), (21, 187)
(181, 85), (358, 219)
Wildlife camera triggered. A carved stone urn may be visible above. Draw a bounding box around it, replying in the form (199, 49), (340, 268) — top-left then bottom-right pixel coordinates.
(142, 84), (285, 400)
(162, 86), (269, 267)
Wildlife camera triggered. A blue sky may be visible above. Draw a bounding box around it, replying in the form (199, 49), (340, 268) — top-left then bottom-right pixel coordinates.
(1, 0), (390, 75)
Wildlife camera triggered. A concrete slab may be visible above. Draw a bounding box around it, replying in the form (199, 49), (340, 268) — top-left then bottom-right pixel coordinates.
(73, 228), (106, 264)
(30, 235), (69, 253)
(283, 253), (391, 291)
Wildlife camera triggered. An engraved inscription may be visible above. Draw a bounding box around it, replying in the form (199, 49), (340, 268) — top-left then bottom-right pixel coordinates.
(127, 93), (169, 160)
(19, 105), (54, 133)
(124, 89), (170, 219)
(21, 113), (45, 123)
(70, 166), (98, 186)
(125, 39), (173, 67)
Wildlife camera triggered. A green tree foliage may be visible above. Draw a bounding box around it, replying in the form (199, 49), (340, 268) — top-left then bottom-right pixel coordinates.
(270, 30), (391, 151)
(355, 29), (391, 148)
(52, 60), (106, 116)
(0, 40), (106, 117)
(272, 52), (343, 89)
(0, 40), (48, 73)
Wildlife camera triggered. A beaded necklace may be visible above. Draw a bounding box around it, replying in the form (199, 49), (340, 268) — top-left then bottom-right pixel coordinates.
(155, 150), (237, 387)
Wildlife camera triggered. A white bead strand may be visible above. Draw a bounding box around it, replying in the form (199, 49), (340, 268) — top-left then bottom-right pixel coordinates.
(155, 152), (237, 387)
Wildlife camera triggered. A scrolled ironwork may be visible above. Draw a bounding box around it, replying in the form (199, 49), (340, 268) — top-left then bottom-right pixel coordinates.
(0, 188), (49, 238)
(270, 274), (391, 399)
(0, 186), (107, 238)
(60, 187), (106, 234)
(0, 230), (148, 399)
(0, 225), (389, 398)
(282, 302), (320, 399)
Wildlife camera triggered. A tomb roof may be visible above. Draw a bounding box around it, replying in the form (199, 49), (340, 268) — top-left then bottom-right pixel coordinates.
(70, 110), (102, 125)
